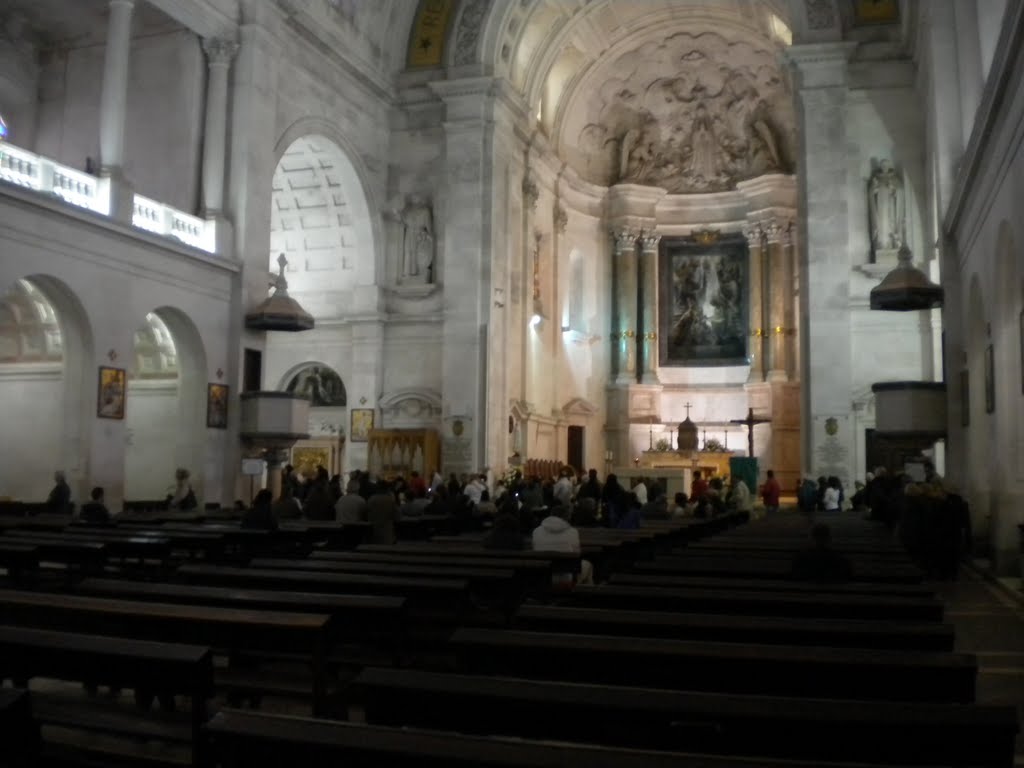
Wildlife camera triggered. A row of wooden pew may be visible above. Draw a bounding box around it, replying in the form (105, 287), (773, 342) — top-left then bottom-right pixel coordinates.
(0, 509), (1017, 768)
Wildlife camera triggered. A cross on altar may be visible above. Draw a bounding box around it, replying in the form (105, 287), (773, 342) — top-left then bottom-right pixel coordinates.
(730, 407), (771, 458)
(683, 402), (692, 419)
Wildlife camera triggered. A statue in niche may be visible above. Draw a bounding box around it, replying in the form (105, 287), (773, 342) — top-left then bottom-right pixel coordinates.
(868, 160), (905, 255)
(400, 195), (434, 284)
(619, 125), (657, 182)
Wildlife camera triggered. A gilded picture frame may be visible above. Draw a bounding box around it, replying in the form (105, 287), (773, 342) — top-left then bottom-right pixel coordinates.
(350, 408), (375, 442)
(97, 366), (126, 420)
(207, 383), (229, 429)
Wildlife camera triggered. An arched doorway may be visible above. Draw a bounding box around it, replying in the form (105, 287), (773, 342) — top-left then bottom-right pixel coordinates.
(0, 275), (92, 503)
(281, 362), (347, 483)
(123, 307), (207, 502)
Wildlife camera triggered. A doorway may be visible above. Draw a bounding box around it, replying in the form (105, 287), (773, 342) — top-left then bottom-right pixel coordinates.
(567, 425), (584, 472)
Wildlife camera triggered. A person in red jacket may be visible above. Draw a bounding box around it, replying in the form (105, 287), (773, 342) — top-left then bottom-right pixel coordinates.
(761, 469), (781, 515)
(690, 470), (709, 504)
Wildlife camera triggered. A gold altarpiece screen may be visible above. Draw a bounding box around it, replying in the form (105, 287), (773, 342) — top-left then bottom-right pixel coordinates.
(367, 429), (440, 479)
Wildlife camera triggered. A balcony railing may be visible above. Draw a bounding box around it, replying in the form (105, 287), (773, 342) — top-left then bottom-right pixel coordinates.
(0, 141), (217, 254)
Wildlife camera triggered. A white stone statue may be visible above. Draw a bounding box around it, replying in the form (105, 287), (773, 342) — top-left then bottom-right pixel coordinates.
(868, 160), (905, 254)
(401, 195), (434, 283)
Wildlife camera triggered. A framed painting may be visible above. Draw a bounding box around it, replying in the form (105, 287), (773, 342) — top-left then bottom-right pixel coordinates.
(350, 408), (375, 442)
(984, 344), (995, 414)
(659, 233), (749, 366)
(852, 0), (899, 26)
(960, 369), (970, 428)
(97, 366), (126, 420)
(207, 383), (228, 429)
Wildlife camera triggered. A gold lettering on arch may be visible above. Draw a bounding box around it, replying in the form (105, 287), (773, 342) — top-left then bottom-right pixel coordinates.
(407, 0), (456, 69)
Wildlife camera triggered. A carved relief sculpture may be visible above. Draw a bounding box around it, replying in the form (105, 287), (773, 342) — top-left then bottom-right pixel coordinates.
(566, 31), (795, 194)
(868, 159), (905, 256)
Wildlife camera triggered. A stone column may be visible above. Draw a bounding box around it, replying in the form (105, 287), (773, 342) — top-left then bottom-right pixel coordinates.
(200, 38), (238, 218)
(639, 232), (661, 384)
(765, 219), (789, 380)
(611, 227), (639, 385)
(98, 0), (135, 220)
(745, 223), (766, 382)
(787, 42), (858, 481)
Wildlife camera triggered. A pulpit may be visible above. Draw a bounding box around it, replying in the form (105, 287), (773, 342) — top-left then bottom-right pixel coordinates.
(367, 429), (440, 479)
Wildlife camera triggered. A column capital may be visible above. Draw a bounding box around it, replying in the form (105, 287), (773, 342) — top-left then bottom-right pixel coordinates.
(203, 37), (239, 66)
(610, 226), (640, 252)
(639, 232), (661, 253)
(742, 222), (764, 248)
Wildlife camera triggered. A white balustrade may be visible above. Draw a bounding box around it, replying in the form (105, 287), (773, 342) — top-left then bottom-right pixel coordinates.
(0, 140), (217, 254)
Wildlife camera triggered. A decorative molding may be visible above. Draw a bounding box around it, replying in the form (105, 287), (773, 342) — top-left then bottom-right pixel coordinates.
(805, 0), (837, 30)
(562, 396), (599, 417)
(522, 173), (539, 211)
(452, 0), (488, 67)
(610, 226), (640, 251)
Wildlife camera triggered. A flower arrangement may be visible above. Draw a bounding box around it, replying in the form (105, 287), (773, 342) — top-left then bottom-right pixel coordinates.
(702, 437), (727, 453)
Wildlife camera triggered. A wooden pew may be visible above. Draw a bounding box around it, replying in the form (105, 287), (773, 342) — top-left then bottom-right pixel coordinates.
(5, 528), (172, 563)
(206, 708), (928, 768)
(0, 543), (39, 582)
(0, 688), (39, 768)
(76, 577), (407, 660)
(349, 666), (1017, 768)
(610, 572), (935, 598)
(514, 603), (956, 651)
(177, 564), (471, 626)
(248, 556), (514, 587)
(559, 584), (945, 621)
(0, 588), (333, 716)
(629, 555), (922, 583)
(0, 625), (212, 767)
(310, 550), (552, 589)
(450, 628), (977, 702)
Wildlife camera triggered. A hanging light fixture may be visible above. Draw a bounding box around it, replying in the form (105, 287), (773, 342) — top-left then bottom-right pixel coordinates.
(869, 244), (943, 311)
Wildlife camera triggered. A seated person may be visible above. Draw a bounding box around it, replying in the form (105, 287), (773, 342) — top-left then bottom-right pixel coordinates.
(79, 486), (111, 524)
(483, 509), (524, 550)
(335, 480), (368, 523)
(641, 493), (670, 521)
(671, 491), (689, 517)
(271, 485), (302, 520)
(241, 489), (278, 531)
(790, 523), (854, 583)
(532, 505), (593, 585)
(617, 493), (644, 530)
(400, 488), (431, 517)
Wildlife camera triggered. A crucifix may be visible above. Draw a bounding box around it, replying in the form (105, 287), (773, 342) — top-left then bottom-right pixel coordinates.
(683, 402), (692, 420)
(730, 407), (771, 458)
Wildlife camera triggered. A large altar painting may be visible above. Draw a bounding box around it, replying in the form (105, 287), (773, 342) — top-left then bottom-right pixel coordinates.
(659, 235), (748, 366)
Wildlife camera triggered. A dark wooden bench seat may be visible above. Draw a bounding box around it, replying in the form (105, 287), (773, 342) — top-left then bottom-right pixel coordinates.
(609, 572), (935, 598)
(349, 666), (1016, 767)
(0, 543), (39, 579)
(205, 708), (927, 768)
(514, 604), (955, 651)
(0, 687), (39, 767)
(310, 550), (552, 585)
(76, 577), (407, 657)
(630, 556), (922, 583)
(5, 528), (172, 562)
(248, 556), (515, 586)
(0, 625), (212, 766)
(176, 564), (471, 631)
(559, 584), (944, 621)
(686, 540), (908, 557)
(0, 588), (333, 716)
(450, 628), (976, 702)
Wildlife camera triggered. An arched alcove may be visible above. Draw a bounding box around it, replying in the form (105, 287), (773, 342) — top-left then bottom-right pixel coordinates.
(0, 274), (93, 502)
(268, 125), (380, 319)
(124, 306), (207, 501)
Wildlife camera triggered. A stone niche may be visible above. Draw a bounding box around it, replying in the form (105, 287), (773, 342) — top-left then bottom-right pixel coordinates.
(559, 29), (795, 194)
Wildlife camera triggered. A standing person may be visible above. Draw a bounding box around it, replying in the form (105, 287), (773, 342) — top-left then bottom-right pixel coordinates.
(601, 474), (624, 527)
(632, 477), (648, 506)
(730, 476), (754, 517)
(552, 470), (574, 508)
(366, 481), (400, 544)
(823, 476), (841, 513)
(577, 469), (602, 501)
(760, 469), (781, 516)
(302, 466), (334, 520)
(46, 470), (72, 515)
(690, 471), (708, 505)
(242, 489), (278, 531)
(168, 468), (197, 510)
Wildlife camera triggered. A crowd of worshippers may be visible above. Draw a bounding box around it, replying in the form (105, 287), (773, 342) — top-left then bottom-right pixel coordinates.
(43, 467), (203, 524)
(796, 461), (972, 580)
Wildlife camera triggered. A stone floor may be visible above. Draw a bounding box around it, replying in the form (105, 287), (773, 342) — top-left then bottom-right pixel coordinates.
(934, 565), (1024, 763)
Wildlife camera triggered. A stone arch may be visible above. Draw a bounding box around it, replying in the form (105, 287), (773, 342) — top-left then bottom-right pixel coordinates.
(281, 363), (348, 408)
(123, 306), (207, 501)
(0, 273), (94, 502)
(273, 118), (381, 292)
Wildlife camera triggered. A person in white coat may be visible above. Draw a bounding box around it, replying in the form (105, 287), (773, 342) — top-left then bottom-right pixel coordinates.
(531, 506), (593, 585)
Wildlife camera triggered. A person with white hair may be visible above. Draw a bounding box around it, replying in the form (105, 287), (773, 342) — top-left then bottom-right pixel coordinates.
(167, 468), (197, 510)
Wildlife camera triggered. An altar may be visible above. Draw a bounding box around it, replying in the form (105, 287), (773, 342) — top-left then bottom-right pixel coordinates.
(630, 448), (735, 496)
